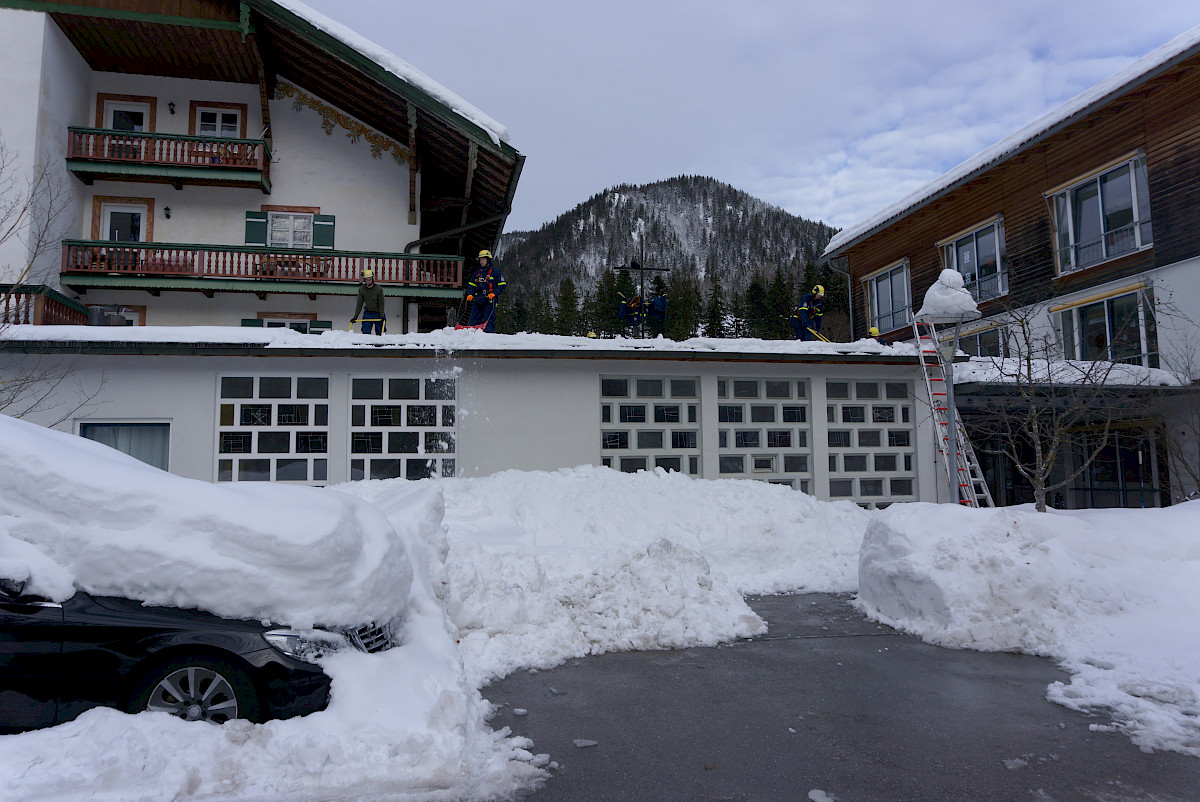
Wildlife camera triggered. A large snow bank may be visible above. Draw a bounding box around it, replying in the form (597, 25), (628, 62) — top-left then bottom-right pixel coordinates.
(0, 414), (410, 629)
(342, 467), (872, 687)
(0, 414), (547, 800)
(955, 355), (1182, 387)
(858, 502), (1200, 756)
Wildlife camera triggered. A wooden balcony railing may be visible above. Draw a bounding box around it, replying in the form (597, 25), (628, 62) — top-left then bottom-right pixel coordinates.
(67, 127), (270, 173)
(1, 287), (88, 325)
(61, 241), (464, 288)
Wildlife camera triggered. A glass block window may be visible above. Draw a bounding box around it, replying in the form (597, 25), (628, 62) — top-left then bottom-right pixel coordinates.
(717, 377), (810, 487)
(719, 455), (745, 473)
(829, 479), (854, 497)
(217, 375), (330, 485)
(349, 373), (457, 481)
(599, 375), (701, 476)
(826, 379), (915, 505)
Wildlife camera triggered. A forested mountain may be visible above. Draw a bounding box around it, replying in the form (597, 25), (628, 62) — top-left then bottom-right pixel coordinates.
(491, 175), (846, 339)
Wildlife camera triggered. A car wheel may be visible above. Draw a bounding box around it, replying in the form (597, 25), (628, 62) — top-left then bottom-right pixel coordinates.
(127, 655), (263, 724)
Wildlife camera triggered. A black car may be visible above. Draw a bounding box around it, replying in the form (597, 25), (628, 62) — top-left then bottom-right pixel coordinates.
(0, 576), (394, 733)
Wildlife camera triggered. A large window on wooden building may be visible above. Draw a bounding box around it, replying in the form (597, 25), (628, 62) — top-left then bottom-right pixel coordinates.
(940, 217), (1007, 301)
(1049, 153), (1152, 275)
(1057, 288), (1158, 368)
(864, 260), (910, 333)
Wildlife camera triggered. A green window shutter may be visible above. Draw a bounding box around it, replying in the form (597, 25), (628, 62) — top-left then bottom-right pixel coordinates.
(240, 318), (264, 327)
(313, 214), (335, 250)
(245, 211), (267, 246)
(310, 320), (333, 331)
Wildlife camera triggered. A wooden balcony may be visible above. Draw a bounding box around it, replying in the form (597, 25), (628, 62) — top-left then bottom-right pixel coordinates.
(66, 128), (271, 192)
(61, 241), (464, 290)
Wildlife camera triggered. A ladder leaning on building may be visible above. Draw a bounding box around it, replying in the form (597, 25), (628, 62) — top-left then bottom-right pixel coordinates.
(912, 320), (996, 508)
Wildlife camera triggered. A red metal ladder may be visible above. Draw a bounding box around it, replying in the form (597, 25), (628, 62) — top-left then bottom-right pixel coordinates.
(912, 319), (996, 507)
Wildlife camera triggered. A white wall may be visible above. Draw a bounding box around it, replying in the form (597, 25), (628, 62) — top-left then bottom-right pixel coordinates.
(82, 73), (418, 253)
(6, 351), (940, 506)
(0, 10), (48, 284)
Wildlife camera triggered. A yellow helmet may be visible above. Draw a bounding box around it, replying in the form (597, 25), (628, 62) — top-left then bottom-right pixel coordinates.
(814, 285), (825, 295)
(868, 327), (880, 337)
(362, 269), (374, 279)
(478, 250), (493, 259)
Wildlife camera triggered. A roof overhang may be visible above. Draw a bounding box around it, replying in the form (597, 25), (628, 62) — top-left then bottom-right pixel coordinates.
(3, 0), (523, 258)
(820, 29), (1200, 264)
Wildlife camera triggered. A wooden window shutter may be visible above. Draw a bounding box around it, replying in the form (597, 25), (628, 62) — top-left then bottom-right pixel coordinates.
(313, 215), (335, 250)
(245, 211), (267, 246)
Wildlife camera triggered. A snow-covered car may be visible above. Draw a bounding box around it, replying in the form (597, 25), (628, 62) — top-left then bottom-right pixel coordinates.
(0, 576), (393, 734)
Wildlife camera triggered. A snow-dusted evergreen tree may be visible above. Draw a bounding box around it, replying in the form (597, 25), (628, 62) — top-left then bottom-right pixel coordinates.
(704, 278), (729, 338)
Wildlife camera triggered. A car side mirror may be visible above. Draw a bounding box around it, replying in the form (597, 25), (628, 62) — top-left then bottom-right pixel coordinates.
(0, 577), (27, 600)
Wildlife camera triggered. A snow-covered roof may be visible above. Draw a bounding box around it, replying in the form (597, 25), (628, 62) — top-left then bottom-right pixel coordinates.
(1, 325), (920, 359)
(822, 24), (1200, 260)
(264, 0), (509, 146)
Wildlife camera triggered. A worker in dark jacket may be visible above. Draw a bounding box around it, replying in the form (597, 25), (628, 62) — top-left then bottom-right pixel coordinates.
(352, 269), (385, 334)
(790, 285), (825, 341)
(869, 326), (890, 345)
(647, 294), (668, 337)
(618, 294), (644, 336)
(466, 250), (505, 332)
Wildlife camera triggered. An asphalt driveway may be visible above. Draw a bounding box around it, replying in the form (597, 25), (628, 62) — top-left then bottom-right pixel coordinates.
(484, 592), (1200, 801)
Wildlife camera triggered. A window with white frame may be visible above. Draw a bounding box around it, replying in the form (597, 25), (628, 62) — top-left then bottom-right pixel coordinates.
(1058, 289), (1158, 368)
(101, 202), (148, 243)
(217, 375), (330, 484)
(958, 327), (1009, 358)
(196, 108), (241, 138)
(1050, 155), (1152, 275)
(601, 375), (703, 476)
(941, 219), (1007, 301)
(268, 212), (313, 249)
(825, 380), (916, 505)
(865, 261), (910, 333)
(714, 377), (811, 492)
(80, 422), (169, 470)
(350, 375), (457, 480)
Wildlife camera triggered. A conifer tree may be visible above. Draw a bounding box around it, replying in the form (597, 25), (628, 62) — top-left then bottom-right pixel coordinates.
(766, 266), (795, 339)
(665, 269), (702, 340)
(743, 273), (770, 338)
(554, 277), (583, 336)
(704, 278), (729, 338)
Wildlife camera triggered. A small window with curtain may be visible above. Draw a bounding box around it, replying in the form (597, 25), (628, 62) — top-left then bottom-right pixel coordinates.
(80, 422), (170, 471)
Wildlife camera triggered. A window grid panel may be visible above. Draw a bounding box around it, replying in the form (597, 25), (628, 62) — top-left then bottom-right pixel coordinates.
(827, 379), (917, 504)
(717, 377), (810, 486)
(349, 374), (458, 480)
(600, 374), (703, 475)
(217, 375), (330, 485)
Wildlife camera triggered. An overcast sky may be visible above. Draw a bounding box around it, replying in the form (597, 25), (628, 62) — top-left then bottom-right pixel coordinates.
(304, 0), (1198, 233)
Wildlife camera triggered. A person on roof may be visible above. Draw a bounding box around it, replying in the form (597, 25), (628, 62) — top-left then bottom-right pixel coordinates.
(647, 294), (668, 337)
(618, 294), (645, 336)
(868, 326), (890, 346)
(790, 285), (825, 341)
(466, 250), (505, 332)
(352, 269), (385, 334)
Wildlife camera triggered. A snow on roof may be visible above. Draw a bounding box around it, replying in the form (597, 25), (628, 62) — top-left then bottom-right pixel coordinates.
(268, 0), (509, 146)
(954, 356), (1182, 387)
(2, 324), (919, 358)
(822, 24), (1200, 258)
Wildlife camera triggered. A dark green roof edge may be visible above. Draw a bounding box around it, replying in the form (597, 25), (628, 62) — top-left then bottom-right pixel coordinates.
(59, 275), (462, 298)
(244, 0), (520, 163)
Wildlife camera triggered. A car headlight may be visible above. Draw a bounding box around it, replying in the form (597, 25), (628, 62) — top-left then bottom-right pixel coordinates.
(263, 629), (351, 663)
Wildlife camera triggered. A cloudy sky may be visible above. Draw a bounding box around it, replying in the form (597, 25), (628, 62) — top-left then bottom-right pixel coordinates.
(304, 0), (1198, 233)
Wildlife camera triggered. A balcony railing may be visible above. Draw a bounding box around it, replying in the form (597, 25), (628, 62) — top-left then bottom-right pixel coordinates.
(61, 241), (463, 288)
(68, 127), (270, 171)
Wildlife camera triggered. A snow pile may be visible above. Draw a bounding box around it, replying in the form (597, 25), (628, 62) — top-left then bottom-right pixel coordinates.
(343, 467), (871, 686)
(858, 502), (1200, 756)
(0, 415), (410, 628)
(0, 415), (547, 801)
(914, 268), (979, 323)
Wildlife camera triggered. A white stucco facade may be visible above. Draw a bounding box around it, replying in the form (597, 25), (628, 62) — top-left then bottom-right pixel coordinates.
(4, 346), (944, 508)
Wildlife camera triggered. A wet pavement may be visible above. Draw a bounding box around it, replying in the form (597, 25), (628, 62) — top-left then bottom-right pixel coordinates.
(484, 593), (1200, 801)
